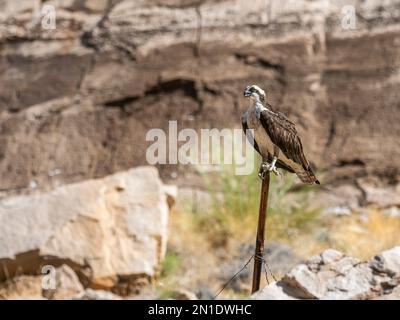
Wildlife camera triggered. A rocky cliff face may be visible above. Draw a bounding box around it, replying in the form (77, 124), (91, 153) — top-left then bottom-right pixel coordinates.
(0, 0), (399, 196)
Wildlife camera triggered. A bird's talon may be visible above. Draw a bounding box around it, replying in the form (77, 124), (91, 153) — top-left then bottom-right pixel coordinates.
(259, 161), (273, 180)
(261, 162), (269, 170)
(271, 168), (280, 176)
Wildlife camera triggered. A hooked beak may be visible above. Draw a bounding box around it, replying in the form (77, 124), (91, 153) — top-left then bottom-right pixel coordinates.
(244, 87), (251, 97)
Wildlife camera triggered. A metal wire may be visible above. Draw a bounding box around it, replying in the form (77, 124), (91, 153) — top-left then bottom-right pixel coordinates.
(213, 252), (277, 299)
(255, 253), (277, 284)
(212, 255), (254, 300)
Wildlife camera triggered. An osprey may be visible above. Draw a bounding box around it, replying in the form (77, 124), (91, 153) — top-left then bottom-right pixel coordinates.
(242, 84), (320, 184)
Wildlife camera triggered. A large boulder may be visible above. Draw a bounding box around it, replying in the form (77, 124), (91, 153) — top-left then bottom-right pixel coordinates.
(253, 246), (400, 300)
(0, 166), (171, 294)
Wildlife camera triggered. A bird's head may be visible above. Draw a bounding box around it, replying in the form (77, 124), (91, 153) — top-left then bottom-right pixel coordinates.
(243, 85), (266, 104)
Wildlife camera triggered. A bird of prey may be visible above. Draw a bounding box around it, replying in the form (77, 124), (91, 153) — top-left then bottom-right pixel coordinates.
(242, 84), (320, 184)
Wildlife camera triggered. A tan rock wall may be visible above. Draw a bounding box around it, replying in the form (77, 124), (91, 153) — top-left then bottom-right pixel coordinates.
(0, 0), (399, 194)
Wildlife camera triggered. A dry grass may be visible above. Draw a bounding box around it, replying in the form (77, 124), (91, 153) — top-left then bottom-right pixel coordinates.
(156, 163), (400, 299)
(327, 209), (400, 260)
(196, 164), (320, 247)
(278, 208), (400, 261)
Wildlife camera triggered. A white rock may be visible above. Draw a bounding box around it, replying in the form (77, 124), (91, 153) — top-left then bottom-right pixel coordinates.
(283, 264), (322, 299)
(321, 249), (344, 264)
(257, 247), (400, 300)
(0, 167), (169, 292)
(370, 246), (400, 276)
(252, 282), (297, 300)
(323, 263), (374, 300)
(73, 289), (122, 300)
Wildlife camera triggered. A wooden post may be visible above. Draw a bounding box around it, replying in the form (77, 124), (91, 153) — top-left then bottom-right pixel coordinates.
(251, 172), (270, 294)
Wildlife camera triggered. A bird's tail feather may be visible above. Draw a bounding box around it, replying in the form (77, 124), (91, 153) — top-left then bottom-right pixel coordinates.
(296, 169), (320, 185)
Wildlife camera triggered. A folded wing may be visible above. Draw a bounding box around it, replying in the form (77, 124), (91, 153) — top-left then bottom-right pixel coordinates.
(259, 108), (319, 184)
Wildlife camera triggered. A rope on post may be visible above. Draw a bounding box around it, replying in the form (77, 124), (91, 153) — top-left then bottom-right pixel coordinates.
(251, 171), (271, 294)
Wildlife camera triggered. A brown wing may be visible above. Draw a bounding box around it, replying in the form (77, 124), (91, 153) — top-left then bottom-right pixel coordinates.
(259, 107), (319, 183)
(242, 114), (295, 173)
